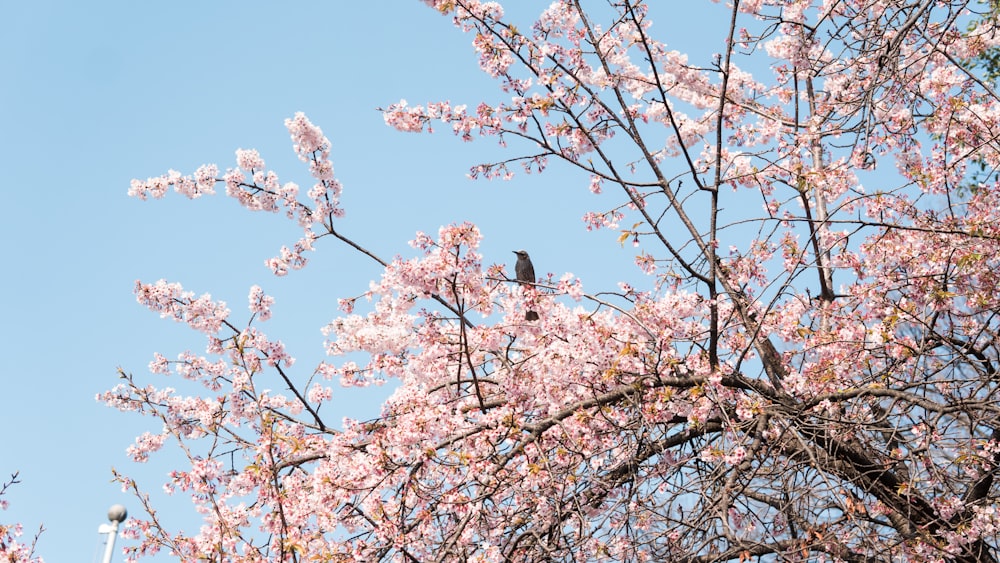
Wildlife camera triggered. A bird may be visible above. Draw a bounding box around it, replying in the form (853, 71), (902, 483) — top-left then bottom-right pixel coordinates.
(513, 250), (539, 321)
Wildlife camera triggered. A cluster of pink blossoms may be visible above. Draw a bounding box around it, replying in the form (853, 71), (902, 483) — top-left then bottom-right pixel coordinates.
(128, 112), (338, 277)
(0, 476), (42, 563)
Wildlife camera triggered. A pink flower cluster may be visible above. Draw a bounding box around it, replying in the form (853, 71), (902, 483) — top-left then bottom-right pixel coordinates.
(134, 280), (230, 335)
(0, 521), (41, 563)
(0, 476), (42, 563)
(128, 112), (345, 278)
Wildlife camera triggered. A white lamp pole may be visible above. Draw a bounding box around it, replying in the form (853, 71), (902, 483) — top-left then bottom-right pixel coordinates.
(98, 504), (128, 563)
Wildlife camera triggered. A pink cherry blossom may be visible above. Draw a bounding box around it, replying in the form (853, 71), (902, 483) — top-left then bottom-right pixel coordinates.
(0, 474), (43, 563)
(247, 285), (273, 322)
(109, 1), (1000, 561)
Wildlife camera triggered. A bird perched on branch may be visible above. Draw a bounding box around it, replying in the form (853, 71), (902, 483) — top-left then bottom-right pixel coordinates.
(513, 250), (539, 321)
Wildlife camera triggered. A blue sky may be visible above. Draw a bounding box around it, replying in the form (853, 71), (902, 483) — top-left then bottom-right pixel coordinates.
(1, 2), (714, 560)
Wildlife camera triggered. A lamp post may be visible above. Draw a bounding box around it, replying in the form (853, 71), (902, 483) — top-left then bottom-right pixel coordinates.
(98, 504), (127, 563)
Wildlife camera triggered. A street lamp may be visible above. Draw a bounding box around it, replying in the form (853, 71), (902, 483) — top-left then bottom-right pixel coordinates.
(98, 504), (127, 563)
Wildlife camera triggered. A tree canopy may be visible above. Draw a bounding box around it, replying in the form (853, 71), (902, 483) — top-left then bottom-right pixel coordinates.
(99, 1), (1000, 561)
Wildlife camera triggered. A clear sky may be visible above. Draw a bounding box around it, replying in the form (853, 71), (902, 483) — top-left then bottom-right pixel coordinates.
(1, 2), (713, 560)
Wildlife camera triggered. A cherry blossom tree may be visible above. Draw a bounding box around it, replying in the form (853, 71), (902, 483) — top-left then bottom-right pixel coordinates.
(0, 473), (44, 563)
(106, 0), (1000, 561)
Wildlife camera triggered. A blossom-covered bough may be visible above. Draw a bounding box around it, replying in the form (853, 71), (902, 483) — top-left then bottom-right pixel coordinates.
(0, 473), (43, 563)
(107, 0), (1000, 561)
